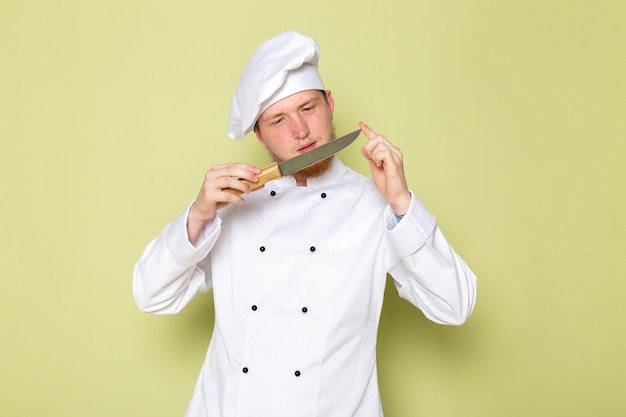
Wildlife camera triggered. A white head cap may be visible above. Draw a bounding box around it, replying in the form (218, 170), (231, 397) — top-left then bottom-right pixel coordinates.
(227, 30), (325, 140)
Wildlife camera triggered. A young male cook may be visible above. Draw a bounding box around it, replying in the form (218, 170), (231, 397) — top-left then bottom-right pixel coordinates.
(133, 30), (477, 417)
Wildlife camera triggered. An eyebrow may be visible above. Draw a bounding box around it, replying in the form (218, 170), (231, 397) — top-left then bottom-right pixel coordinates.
(260, 96), (320, 123)
(260, 110), (285, 123)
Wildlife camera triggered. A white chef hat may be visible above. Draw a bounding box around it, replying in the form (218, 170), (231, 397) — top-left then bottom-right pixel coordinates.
(227, 30), (325, 140)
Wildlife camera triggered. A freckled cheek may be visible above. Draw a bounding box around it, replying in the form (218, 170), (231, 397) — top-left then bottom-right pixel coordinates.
(266, 140), (294, 160)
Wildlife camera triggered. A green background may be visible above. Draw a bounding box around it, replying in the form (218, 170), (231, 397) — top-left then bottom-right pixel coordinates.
(1, 0), (624, 415)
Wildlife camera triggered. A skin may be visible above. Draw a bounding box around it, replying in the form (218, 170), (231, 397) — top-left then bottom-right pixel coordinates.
(187, 89), (411, 245)
(254, 89), (336, 186)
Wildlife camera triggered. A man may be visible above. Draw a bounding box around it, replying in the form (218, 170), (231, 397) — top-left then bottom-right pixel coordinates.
(133, 30), (477, 417)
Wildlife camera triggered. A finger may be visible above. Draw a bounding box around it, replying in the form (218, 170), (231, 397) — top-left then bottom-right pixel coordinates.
(359, 123), (397, 156)
(359, 121), (378, 140)
(367, 141), (404, 170)
(197, 176), (250, 206)
(362, 137), (388, 160)
(207, 163), (261, 184)
(210, 162), (261, 174)
(209, 163), (261, 178)
(361, 146), (378, 167)
(370, 146), (392, 168)
(362, 144), (387, 168)
(364, 134), (402, 160)
(218, 176), (255, 193)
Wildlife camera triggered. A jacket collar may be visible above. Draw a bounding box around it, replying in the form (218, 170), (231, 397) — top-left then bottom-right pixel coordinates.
(268, 156), (349, 191)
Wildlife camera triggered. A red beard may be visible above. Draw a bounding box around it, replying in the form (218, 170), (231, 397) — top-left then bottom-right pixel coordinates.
(293, 155), (334, 179)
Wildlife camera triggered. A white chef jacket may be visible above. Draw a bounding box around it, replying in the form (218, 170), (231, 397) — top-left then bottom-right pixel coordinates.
(133, 157), (477, 417)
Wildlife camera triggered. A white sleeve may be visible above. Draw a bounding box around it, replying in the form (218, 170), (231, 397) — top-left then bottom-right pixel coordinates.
(132, 202), (221, 314)
(386, 192), (477, 325)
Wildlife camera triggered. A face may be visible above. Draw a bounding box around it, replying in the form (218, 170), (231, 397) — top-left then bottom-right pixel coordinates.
(255, 90), (335, 179)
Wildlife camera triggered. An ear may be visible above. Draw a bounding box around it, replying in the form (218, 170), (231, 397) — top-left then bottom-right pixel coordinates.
(254, 126), (268, 149)
(325, 90), (335, 112)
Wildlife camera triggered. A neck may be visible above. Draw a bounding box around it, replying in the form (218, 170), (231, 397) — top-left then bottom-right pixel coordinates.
(294, 175), (307, 187)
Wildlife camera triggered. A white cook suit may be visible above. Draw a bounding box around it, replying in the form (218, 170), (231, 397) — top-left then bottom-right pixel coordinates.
(133, 157), (477, 417)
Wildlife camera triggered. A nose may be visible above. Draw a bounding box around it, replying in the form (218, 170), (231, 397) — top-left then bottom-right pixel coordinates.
(292, 116), (310, 140)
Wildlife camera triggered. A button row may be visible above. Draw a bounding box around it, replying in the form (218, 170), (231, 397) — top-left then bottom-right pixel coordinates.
(250, 305), (309, 313)
(268, 190), (328, 199)
(259, 246), (317, 253)
(242, 367), (302, 377)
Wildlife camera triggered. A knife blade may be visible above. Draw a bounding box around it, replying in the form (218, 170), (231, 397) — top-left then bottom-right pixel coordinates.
(226, 128), (361, 194)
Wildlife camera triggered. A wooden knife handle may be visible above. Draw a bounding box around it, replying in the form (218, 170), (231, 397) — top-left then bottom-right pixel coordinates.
(224, 162), (281, 195)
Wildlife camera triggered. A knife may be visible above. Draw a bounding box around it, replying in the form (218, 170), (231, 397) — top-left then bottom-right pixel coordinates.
(226, 129), (361, 194)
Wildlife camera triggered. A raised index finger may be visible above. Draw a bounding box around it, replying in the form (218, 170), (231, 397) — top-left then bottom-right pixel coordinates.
(359, 121), (378, 140)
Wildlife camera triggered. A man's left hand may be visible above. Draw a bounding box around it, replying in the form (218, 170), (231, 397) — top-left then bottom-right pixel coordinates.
(359, 122), (412, 216)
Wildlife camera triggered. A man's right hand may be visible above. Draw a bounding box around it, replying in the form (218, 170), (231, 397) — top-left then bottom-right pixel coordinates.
(187, 163), (261, 245)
